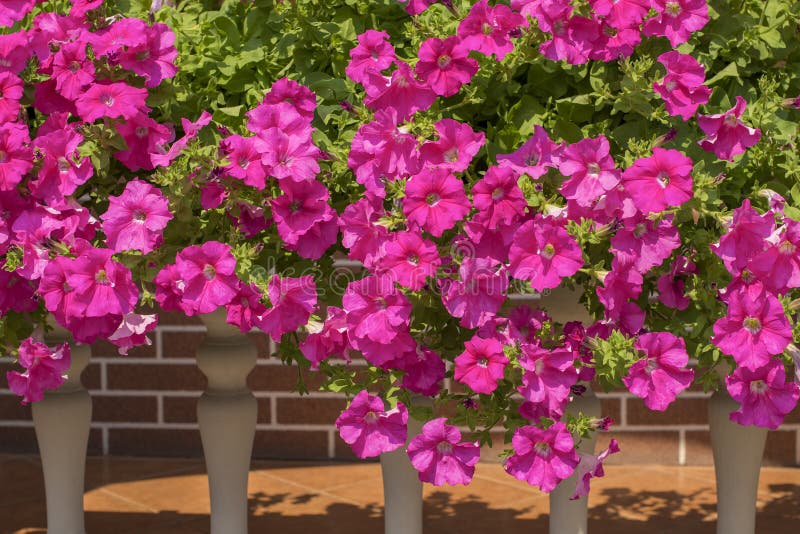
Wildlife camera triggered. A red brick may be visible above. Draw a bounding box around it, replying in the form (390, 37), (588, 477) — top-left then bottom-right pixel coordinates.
(276, 397), (346, 425)
(764, 430), (796, 466)
(161, 331), (205, 359)
(600, 397), (621, 425)
(627, 398), (708, 426)
(92, 395), (157, 423)
(248, 332), (273, 358)
(91, 338), (156, 358)
(163, 396), (270, 424)
(0, 395), (32, 420)
(82, 363), (102, 390)
(108, 428), (203, 457)
(685, 430), (713, 465)
(0, 427), (102, 455)
(253, 430), (329, 459)
(604, 430), (680, 464)
(106, 363), (206, 391)
(158, 311), (203, 326)
(247, 365), (326, 393)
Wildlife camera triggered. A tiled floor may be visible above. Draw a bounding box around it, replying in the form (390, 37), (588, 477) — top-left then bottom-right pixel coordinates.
(1, 454), (799, 534)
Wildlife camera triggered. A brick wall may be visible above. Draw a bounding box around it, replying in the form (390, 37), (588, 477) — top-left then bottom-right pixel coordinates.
(1, 309), (799, 466)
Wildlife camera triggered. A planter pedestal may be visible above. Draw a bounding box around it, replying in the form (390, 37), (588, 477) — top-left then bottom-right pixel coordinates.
(32, 331), (91, 534)
(197, 311), (258, 534)
(380, 410), (424, 534)
(549, 390), (601, 534)
(709, 389), (767, 534)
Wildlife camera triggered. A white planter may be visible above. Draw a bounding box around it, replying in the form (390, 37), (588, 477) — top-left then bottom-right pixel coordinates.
(548, 388), (601, 534)
(32, 326), (92, 534)
(197, 309), (258, 534)
(709, 388), (767, 534)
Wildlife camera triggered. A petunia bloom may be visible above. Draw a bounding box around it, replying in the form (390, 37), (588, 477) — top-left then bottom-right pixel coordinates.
(6, 338), (71, 405)
(454, 335), (509, 395)
(75, 82), (150, 123)
(653, 51), (711, 120)
(403, 168), (470, 237)
(108, 313), (158, 355)
(335, 390), (408, 459)
(419, 118), (485, 172)
(622, 332), (694, 411)
(175, 241), (240, 315)
(379, 231), (441, 291)
(644, 0), (710, 47)
(407, 418), (481, 486)
(415, 36), (478, 97)
(621, 148), (693, 214)
(505, 422), (579, 493)
(509, 217), (583, 291)
(697, 96), (761, 161)
(101, 179), (173, 254)
(571, 439), (620, 500)
(558, 136), (620, 207)
(458, 0), (525, 61)
(726, 359), (800, 430)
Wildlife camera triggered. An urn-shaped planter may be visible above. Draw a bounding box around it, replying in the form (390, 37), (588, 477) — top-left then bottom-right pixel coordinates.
(197, 309), (258, 534)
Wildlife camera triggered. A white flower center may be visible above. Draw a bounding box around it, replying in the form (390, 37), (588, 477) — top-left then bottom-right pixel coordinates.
(437, 55), (452, 69)
(749, 379), (768, 394)
(203, 263), (216, 281)
(541, 243), (556, 260)
(665, 1), (682, 16)
(587, 162), (601, 178)
(437, 441), (453, 455)
(743, 316), (762, 335)
(534, 442), (551, 457)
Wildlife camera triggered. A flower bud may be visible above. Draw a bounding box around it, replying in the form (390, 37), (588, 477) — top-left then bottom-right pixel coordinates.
(654, 128), (678, 147)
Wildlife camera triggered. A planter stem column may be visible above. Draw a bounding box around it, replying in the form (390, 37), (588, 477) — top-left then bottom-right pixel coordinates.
(32, 330), (91, 534)
(549, 389), (601, 534)
(381, 405), (425, 534)
(197, 310), (258, 534)
(709, 388), (767, 534)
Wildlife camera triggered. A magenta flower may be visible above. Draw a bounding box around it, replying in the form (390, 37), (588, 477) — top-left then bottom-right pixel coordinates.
(472, 166), (527, 230)
(75, 82), (150, 123)
(538, 9), (595, 65)
(589, 18), (642, 62)
(117, 22), (178, 88)
(697, 96), (761, 161)
(246, 101), (309, 139)
(711, 200), (774, 274)
(30, 127), (94, 204)
(226, 283), (268, 333)
(175, 241), (240, 315)
(0, 123), (33, 191)
(749, 219), (800, 294)
(66, 247), (139, 318)
(271, 179), (337, 256)
(0, 72), (23, 122)
(154, 263), (188, 313)
(657, 255), (696, 310)
(343, 276), (412, 346)
(653, 51), (711, 120)
(340, 198), (390, 269)
(407, 418), (481, 486)
(712, 284), (792, 370)
(622, 148), (693, 214)
(150, 111), (212, 168)
(419, 118), (485, 172)
(415, 36), (478, 97)
(454, 335), (509, 395)
(0, 32), (29, 74)
(256, 275), (317, 341)
(346, 30), (396, 85)
(440, 257), (509, 329)
(300, 306), (351, 369)
(597, 262), (643, 318)
(590, 0), (650, 29)
(51, 41), (95, 100)
(497, 126), (562, 179)
(101, 179), (173, 254)
(505, 422), (579, 492)
(108, 313), (158, 356)
(623, 332), (694, 411)
(644, 0), (709, 47)
(90, 18), (148, 56)
(571, 439), (620, 500)
(397, 345), (446, 396)
(404, 168), (470, 237)
(458, 0), (525, 61)
(558, 136), (620, 207)
(0, 0), (35, 28)
(115, 114), (174, 171)
(397, 0), (434, 15)
(261, 78), (317, 121)
(260, 127), (320, 183)
(610, 216), (681, 274)
(6, 338), (71, 405)
(518, 344), (578, 420)
(219, 134), (269, 189)
(726, 359), (800, 430)
(364, 62), (436, 121)
(509, 217), (583, 291)
(379, 231), (441, 291)
(336, 391), (408, 459)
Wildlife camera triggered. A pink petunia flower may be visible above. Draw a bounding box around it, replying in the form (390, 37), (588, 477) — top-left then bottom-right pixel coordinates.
(300, 306), (351, 369)
(509, 217), (583, 291)
(66, 247), (139, 318)
(397, 0), (434, 15)
(415, 36), (479, 97)
(0, 72), (23, 122)
(0, 0), (35, 28)
(117, 22), (178, 88)
(379, 231), (441, 291)
(0, 32), (30, 74)
(270, 179), (337, 257)
(340, 198), (390, 269)
(710, 199), (774, 274)
(6, 338), (71, 405)
(90, 18), (148, 56)
(100, 179), (173, 254)
(363, 62), (437, 121)
(571, 439), (620, 500)
(590, 0), (650, 29)
(115, 114), (174, 171)
(153, 263), (188, 313)
(644, 0), (709, 47)
(610, 216), (681, 274)
(458, 0), (525, 61)
(150, 111), (212, 167)
(30, 127), (94, 205)
(749, 220), (800, 294)
(397, 345), (446, 396)
(0, 123), (32, 191)
(403, 168), (470, 237)
(558, 136), (620, 207)
(653, 51), (711, 120)
(454, 335), (509, 395)
(108, 313), (158, 355)
(622, 332), (694, 411)
(518, 344), (578, 421)
(219, 134), (269, 189)
(407, 418), (481, 486)
(726, 359), (800, 430)
(589, 17), (642, 62)
(621, 148), (694, 214)
(256, 275), (317, 341)
(75, 82), (150, 123)
(712, 284), (792, 370)
(226, 283), (268, 333)
(697, 96), (761, 161)
(440, 257), (509, 329)
(175, 241), (240, 315)
(259, 126), (320, 183)
(261, 78), (317, 121)
(419, 118), (485, 172)
(346, 30), (396, 85)
(342, 275), (411, 346)
(335, 390), (408, 459)
(505, 422), (579, 492)
(246, 101), (310, 139)
(51, 40), (95, 100)
(657, 255), (697, 310)
(472, 166), (527, 230)
(496, 125), (562, 179)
